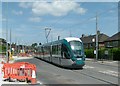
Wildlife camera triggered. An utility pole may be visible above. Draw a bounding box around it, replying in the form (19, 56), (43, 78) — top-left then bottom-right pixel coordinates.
(22, 40), (24, 53)
(18, 40), (20, 55)
(6, 27), (8, 63)
(45, 28), (51, 43)
(96, 13), (98, 61)
(6, 2), (9, 63)
(50, 30), (53, 42)
(10, 28), (11, 53)
(15, 34), (17, 55)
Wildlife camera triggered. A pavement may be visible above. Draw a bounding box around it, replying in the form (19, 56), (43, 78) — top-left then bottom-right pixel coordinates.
(85, 58), (118, 67)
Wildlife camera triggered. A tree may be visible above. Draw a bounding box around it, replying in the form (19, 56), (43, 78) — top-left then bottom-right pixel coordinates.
(31, 43), (38, 48)
(39, 43), (42, 45)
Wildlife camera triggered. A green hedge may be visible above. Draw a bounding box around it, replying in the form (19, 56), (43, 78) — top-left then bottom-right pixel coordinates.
(85, 48), (120, 61)
(112, 48), (120, 61)
(85, 49), (94, 58)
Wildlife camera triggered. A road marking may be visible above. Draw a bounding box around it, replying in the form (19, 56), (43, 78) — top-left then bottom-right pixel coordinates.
(37, 80), (43, 84)
(99, 70), (118, 77)
(101, 61), (118, 64)
(83, 65), (94, 69)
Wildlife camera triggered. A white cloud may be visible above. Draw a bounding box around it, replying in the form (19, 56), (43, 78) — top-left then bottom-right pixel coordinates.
(19, 1), (87, 16)
(32, 1), (87, 16)
(29, 17), (41, 22)
(2, 0), (120, 2)
(12, 10), (23, 15)
(19, 2), (32, 8)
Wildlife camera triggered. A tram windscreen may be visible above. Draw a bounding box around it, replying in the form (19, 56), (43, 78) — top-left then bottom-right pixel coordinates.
(69, 41), (83, 57)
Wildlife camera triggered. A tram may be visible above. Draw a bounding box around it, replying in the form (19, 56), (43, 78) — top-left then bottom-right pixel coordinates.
(35, 37), (86, 68)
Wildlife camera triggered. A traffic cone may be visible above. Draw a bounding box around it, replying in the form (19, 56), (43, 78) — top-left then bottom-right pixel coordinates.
(31, 70), (37, 84)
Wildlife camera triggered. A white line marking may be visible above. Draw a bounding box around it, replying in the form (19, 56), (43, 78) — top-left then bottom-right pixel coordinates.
(83, 65), (95, 69)
(99, 70), (118, 77)
(37, 80), (43, 84)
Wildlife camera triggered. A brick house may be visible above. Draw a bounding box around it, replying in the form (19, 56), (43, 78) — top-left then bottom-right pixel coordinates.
(105, 32), (120, 48)
(80, 32), (109, 49)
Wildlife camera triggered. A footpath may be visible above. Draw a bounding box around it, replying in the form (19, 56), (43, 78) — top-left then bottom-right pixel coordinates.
(86, 58), (119, 67)
(0, 56), (36, 85)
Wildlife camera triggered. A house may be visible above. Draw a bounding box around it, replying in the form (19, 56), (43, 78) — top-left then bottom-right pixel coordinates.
(105, 32), (120, 48)
(80, 31), (109, 49)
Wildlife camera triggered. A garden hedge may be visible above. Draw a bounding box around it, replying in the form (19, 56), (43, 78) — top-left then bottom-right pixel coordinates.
(85, 48), (120, 61)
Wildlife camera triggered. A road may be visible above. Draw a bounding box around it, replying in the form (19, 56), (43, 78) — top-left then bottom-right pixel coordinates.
(9, 57), (118, 86)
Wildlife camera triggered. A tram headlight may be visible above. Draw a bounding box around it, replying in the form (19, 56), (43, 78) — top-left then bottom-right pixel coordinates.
(71, 46), (74, 50)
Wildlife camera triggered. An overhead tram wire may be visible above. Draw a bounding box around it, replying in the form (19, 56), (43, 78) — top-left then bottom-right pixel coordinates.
(45, 3), (117, 39)
(68, 6), (117, 29)
(67, 6), (118, 30)
(47, 2), (87, 38)
(49, 11), (72, 28)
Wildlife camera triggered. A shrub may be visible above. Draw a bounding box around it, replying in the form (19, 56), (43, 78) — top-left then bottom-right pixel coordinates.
(0, 45), (6, 52)
(85, 49), (94, 58)
(112, 48), (120, 61)
(85, 48), (120, 61)
(0, 45), (6, 55)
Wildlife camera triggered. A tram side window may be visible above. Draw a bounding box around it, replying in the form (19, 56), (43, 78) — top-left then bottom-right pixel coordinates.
(37, 47), (41, 55)
(44, 46), (50, 55)
(39, 47), (42, 54)
(61, 44), (70, 59)
(52, 44), (61, 57)
(52, 45), (56, 55)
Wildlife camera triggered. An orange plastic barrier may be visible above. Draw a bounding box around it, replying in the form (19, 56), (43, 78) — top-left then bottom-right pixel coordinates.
(2, 62), (37, 84)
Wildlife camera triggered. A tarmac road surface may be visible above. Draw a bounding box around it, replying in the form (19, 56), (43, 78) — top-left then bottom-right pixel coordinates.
(11, 57), (119, 86)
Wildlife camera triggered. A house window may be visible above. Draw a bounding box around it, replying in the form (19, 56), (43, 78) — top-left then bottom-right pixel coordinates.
(113, 41), (118, 47)
(107, 42), (110, 46)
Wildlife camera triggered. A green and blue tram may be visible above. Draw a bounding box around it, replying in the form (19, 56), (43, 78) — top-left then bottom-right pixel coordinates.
(35, 37), (86, 68)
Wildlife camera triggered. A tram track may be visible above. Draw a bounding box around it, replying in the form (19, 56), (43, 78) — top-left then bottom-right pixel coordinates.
(15, 57), (119, 85)
(36, 57), (119, 82)
(71, 69), (118, 86)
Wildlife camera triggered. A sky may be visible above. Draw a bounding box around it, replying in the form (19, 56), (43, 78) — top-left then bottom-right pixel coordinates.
(1, 1), (119, 45)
